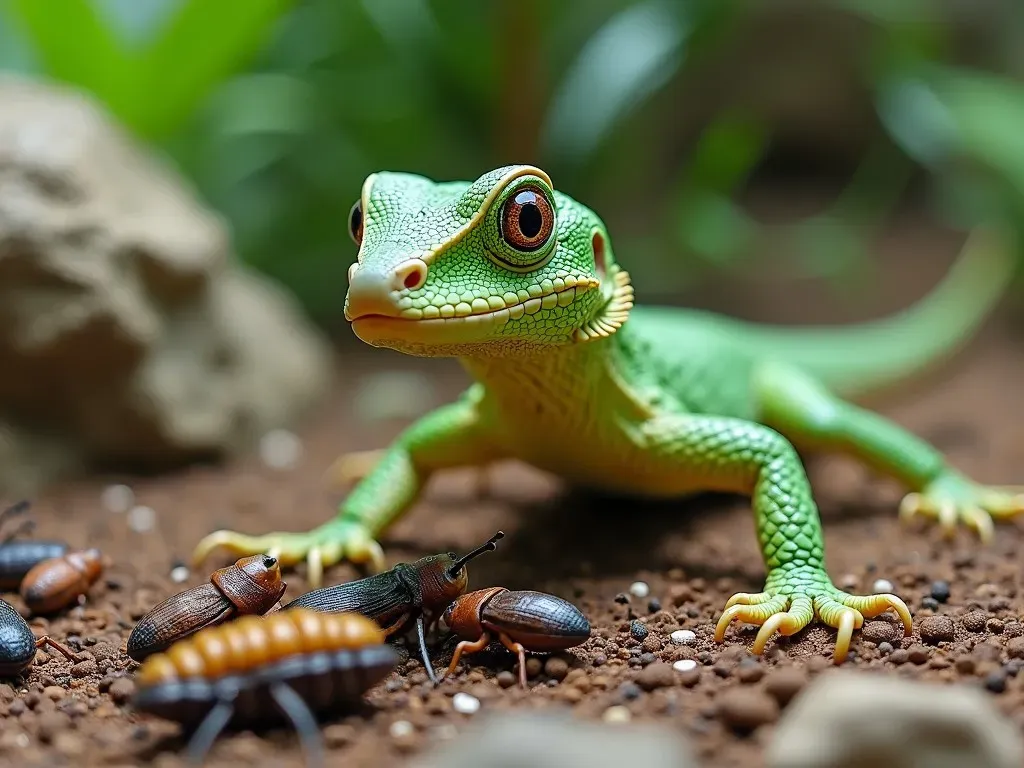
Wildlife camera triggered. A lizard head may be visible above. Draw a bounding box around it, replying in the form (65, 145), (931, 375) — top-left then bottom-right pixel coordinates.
(343, 164), (633, 357)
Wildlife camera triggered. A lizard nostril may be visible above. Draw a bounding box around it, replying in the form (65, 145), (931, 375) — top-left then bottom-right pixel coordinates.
(394, 259), (427, 291)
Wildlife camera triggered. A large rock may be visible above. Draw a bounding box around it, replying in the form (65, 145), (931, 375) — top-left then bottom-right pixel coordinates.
(766, 670), (1024, 768)
(410, 710), (697, 768)
(0, 75), (332, 495)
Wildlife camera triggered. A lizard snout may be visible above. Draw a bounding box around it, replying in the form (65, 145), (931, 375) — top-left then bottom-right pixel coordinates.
(344, 259), (427, 321)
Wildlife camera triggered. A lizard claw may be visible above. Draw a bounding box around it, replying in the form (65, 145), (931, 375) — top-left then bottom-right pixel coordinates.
(899, 473), (1024, 545)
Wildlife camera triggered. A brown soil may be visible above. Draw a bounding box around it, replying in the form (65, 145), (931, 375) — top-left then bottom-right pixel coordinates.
(3, 225), (1024, 768)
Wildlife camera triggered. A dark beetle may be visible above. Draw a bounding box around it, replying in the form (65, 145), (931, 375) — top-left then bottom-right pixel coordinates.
(437, 587), (591, 688)
(285, 531), (504, 683)
(132, 608), (397, 768)
(127, 554), (287, 662)
(0, 500), (68, 590)
(0, 598), (82, 678)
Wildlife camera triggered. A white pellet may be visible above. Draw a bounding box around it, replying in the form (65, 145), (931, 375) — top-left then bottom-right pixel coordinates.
(673, 659), (698, 672)
(670, 629), (697, 644)
(127, 505), (156, 533)
(389, 720), (414, 738)
(259, 429), (303, 470)
(872, 578), (894, 593)
(170, 566), (190, 583)
(452, 692), (480, 715)
(629, 581), (650, 599)
(101, 484), (134, 513)
(602, 705), (632, 723)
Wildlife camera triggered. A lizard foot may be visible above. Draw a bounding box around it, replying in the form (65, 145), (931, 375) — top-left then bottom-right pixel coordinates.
(191, 519), (385, 588)
(899, 472), (1024, 544)
(714, 567), (912, 664)
(323, 449), (387, 489)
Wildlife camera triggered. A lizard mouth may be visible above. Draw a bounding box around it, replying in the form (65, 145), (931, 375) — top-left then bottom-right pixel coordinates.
(349, 281), (596, 346)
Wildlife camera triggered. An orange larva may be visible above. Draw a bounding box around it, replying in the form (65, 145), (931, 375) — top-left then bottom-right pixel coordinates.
(132, 608), (397, 767)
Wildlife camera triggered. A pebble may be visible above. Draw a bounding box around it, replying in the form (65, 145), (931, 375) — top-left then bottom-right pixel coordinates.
(930, 580), (951, 603)
(43, 686), (65, 701)
(636, 662), (676, 691)
(127, 505), (156, 533)
(614, 593), (630, 605)
(670, 629), (696, 645)
(921, 597), (939, 611)
(629, 581), (650, 599)
(169, 565), (190, 583)
(919, 615), (955, 644)
(617, 681), (642, 701)
(602, 705), (632, 723)
(71, 660), (97, 678)
(985, 670), (1008, 693)
(543, 656), (569, 681)
(861, 620), (896, 645)
(525, 657), (543, 678)
(888, 649), (909, 665)
(1006, 637), (1024, 659)
(907, 644), (931, 664)
(737, 660), (764, 683)
(452, 693), (480, 715)
(988, 618), (1005, 634)
(764, 667), (808, 706)
(962, 611), (988, 632)
(629, 620), (649, 641)
(647, 598), (661, 613)
(716, 688), (779, 732)
(496, 671), (516, 688)
(389, 720), (414, 738)
(673, 659), (697, 672)
(259, 429), (303, 470)
(877, 641), (894, 655)
(108, 678), (135, 704)
(872, 578), (894, 593)
(323, 723), (357, 748)
(100, 484), (134, 513)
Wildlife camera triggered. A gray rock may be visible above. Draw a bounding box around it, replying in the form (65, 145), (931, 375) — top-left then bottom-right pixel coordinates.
(766, 670), (1023, 768)
(0, 74), (332, 493)
(410, 710), (697, 768)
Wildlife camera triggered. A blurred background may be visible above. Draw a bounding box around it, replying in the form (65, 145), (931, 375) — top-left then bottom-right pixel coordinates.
(1, 0), (1024, 493)
(3, 0), (1024, 330)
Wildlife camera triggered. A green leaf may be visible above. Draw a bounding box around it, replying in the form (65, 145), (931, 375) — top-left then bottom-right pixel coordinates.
(540, 0), (687, 168)
(129, 0), (297, 139)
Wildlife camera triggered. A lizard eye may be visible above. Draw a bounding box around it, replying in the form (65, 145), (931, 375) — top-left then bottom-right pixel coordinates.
(348, 200), (364, 246)
(500, 186), (554, 252)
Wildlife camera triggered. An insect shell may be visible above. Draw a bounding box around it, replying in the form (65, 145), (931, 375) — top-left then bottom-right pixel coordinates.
(0, 598), (81, 678)
(20, 548), (105, 615)
(439, 587), (591, 688)
(132, 608), (398, 767)
(285, 531), (504, 684)
(0, 500), (67, 590)
(127, 554), (286, 662)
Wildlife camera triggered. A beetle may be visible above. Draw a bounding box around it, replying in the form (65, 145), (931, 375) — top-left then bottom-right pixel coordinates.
(436, 587), (591, 689)
(132, 608), (398, 768)
(0, 597), (82, 678)
(20, 548), (105, 615)
(285, 531), (504, 683)
(127, 554), (287, 662)
(0, 500), (68, 590)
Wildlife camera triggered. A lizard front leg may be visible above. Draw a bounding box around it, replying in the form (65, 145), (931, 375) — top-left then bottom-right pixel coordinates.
(192, 387), (501, 586)
(754, 361), (1024, 543)
(639, 413), (911, 663)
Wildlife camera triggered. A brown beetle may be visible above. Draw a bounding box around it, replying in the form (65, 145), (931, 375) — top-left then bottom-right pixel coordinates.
(286, 531), (503, 683)
(20, 548), (104, 615)
(0, 501), (69, 590)
(437, 588), (591, 689)
(132, 608), (398, 767)
(0, 598), (82, 678)
(126, 554), (287, 662)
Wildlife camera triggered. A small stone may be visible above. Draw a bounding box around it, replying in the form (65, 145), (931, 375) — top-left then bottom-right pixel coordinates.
(496, 671), (516, 689)
(670, 629), (696, 645)
(169, 566), (190, 584)
(108, 678), (135, 704)
(872, 578), (894, 593)
(452, 693), (480, 715)
(614, 593), (630, 604)
(71, 660), (97, 678)
(988, 619), (1005, 634)
(877, 642), (894, 655)
(543, 656), (569, 681)
(127, 505), (156, 533)
(764, 667), (808, 706)
(962, 611), (988, 632)
(629, 620), (649, 641)
(921, 597), (940, 611)
(919, 615), (955, 644)
(972, 642), (1003, 663)
(737, 660), (765, 683)
(985, 670), (1007, 693)
(647, 598), (661, 613)
(930, 580), (951, 603)
(100, 484), (134, 513)
(525, 657), (543, 678)
(617, 681), (642, 701)
(389, 720), (414, 738)
(323, 723), (356, 748)
(717, 688), (779, 732)
(673, 659), (697, 673)
(629, 582), (650, 599)
(955, 656), (976, 675)
(888, 649), (909, 665)
(861, 620), (897, 645)
(907, 644), (931, 664)
(259, 429), (303, 469)
(1006, 637), (1024, 659)
(43, 686), (65, 701)
(641, 635), (662, 654)
(635, 662), (675, 691)
(602, 705), (631, 723)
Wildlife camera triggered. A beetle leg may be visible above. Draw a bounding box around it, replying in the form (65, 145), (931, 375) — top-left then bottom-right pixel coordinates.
(415, 616), (438, 684)
(439, 633), (490, 684)
(498, 632), (529, 689)
(379, 614), (410, 637)
(270, 682), (325, 768)
(185, 695), (237, 767)
(34, 636), (83, 665)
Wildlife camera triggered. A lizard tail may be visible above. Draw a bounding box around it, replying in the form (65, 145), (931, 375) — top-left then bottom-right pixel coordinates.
(744, 225), (1018, 398)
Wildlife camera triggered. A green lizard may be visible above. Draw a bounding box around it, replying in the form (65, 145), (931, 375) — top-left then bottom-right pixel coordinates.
(193, 165), (1023, 663)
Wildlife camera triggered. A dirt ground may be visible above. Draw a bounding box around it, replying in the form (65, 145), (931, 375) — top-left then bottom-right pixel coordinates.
(3, 221), (1024, 768)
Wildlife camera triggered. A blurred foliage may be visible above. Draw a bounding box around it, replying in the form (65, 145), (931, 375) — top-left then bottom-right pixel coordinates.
(1, 0), (1023, 326)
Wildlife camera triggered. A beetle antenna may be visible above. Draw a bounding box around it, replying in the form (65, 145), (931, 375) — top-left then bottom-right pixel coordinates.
(0, 500), (31, 526)
(447, 531), (504, 577)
